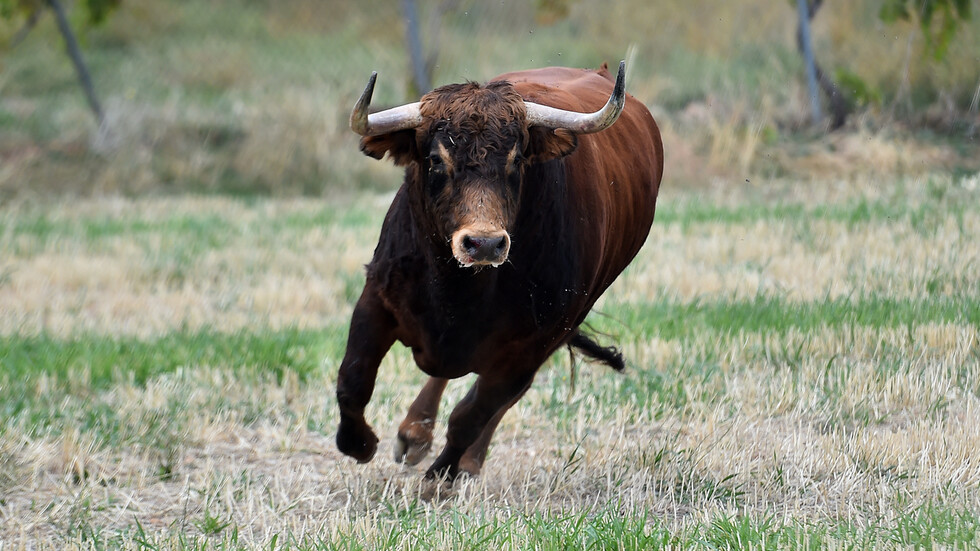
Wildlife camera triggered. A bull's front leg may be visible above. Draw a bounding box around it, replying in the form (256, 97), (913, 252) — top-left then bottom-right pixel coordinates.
(425, 369), (536, 481)
(336, 289), (396, 463)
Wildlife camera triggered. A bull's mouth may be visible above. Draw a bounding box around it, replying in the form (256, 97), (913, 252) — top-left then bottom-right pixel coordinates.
(451, 229), (510, 268)
(456, 256), (507, 269)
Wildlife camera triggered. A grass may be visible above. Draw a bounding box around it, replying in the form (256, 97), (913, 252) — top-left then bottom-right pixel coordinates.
(2, 0), (980, 199)
(2, 1), (980, 547)
(603, 292), (980, 341)
(19, 504), (980, 549)
(0, 326), (339, 398)
(1, 172), (979, 547)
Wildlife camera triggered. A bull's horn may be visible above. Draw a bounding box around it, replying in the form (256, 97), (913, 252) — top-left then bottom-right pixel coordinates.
(524, 60), (626, 134)
(350, 72), (423, 136)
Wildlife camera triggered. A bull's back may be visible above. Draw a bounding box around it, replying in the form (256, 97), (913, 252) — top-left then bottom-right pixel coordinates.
(498, 65), (664, 297)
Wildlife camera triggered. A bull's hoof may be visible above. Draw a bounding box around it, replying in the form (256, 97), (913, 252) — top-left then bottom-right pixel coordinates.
(424, 449), (462, 482)
(394, 419), (434, 465)
(424, 462), (459, 482)
(336, 421), (378, 463)
(458, 455), (483, 477)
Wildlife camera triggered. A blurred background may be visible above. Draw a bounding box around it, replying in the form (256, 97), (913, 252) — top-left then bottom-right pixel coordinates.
(1, 0), (978, 199)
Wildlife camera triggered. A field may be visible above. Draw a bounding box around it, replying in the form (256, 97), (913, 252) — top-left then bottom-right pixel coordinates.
(3, 0), (980, 549)
(2, 173), (979, 548)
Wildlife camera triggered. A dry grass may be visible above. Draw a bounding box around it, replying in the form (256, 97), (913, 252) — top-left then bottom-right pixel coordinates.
(2, 2), (980, 545)
(1, 173), (978, 547)
(2, 0), (979, 201)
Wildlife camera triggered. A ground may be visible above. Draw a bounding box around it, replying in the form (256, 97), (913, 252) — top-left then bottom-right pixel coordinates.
(1, 173), (978, 549)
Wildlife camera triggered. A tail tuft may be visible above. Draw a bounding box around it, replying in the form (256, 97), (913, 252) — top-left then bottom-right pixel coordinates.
(567, 331), (625, 371)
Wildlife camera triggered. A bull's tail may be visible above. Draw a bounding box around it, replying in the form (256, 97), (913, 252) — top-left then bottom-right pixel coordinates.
(567, 330), (625, 372)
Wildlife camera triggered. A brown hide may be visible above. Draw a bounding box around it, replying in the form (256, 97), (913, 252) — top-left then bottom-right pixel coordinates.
(496, 64), (664, 308)
(336, 64), (663, 480)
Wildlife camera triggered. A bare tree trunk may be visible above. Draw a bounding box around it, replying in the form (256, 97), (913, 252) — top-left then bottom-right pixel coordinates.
(401, 0), (431, 95)
(46, 0), (104, 126)
(11, 8), (42, 48)
(795, 0), (850, 130)
(797, 0), (822, 126)
(969, 77), (980, 139)
(423, 0), (458, 82)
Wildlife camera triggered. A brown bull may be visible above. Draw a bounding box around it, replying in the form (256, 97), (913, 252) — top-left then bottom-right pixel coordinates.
(336, 62), (663, 480)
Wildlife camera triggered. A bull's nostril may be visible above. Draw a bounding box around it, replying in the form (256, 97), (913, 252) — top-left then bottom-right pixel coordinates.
(462, 236), (482, 253)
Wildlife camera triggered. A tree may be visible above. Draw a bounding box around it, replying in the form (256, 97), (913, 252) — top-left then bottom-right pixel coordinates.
(399, 0), (461, 97)
(1, 0), (122, 126)
(879, 0), (972, 61)
(791, 0), (973, 131)
(401, 0), (430, 95)
(792, 0), (851, 130)
(796, 0), (822, 126)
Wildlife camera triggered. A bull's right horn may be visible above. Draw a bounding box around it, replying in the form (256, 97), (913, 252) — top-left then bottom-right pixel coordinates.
(350, 72), (423, 136)
(524, 60), (627, 134)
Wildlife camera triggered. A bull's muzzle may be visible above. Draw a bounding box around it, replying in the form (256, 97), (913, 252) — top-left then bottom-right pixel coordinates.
(452, 229), (510, 268)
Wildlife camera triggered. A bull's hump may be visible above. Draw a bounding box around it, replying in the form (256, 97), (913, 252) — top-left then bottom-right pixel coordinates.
(495, 67), (616, 114)
(493, 66), (613, 87)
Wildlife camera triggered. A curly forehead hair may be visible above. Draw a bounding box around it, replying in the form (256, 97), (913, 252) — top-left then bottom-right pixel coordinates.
(418, 81), (529, 161)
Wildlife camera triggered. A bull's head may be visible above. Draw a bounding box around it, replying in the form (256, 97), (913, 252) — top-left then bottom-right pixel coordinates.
(350, 62), (626, 268)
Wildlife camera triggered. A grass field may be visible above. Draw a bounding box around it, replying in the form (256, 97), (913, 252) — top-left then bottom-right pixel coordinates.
(2, 172), (979, 548)
(2, 0), (979, 199)
(2, 0), (980, 548)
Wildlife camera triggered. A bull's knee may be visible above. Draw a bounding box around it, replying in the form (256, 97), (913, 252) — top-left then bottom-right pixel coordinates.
(394, 417), (435, 465)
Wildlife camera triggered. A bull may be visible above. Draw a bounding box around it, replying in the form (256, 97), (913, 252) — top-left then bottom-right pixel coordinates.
(336, 61), (663, 480)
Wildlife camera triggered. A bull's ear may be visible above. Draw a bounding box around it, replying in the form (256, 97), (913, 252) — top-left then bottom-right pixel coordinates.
(360, 130), (417, 166)
(526, 127), (578, 164)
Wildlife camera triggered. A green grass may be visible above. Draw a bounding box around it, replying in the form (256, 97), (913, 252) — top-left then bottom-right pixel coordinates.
(3, 291), (972, 400)
(655, 194), (967, 232)
(48, 503), (979, 550)
(0, 201), (383, 256)
(601, 292), (980, 342)
(0, 326), (340, 384)
(1, 195), (955, 241)
(890, 502), (980, 549)
(4, 286), (975, 447)
(0, 326), (346, 420)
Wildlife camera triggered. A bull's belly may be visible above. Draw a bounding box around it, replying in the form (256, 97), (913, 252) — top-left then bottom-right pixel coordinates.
(398, 321), (574, 380)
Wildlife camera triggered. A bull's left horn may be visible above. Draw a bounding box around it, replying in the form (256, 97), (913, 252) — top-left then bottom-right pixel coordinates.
(350, 72), (423, 136)
(524, 60), (626, 134)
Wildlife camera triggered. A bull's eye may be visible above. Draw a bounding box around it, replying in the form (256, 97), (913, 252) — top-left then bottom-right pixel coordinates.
(505, 147), (524, 175)
(427, 158), (448, 197)
(428, 153), (444, 170)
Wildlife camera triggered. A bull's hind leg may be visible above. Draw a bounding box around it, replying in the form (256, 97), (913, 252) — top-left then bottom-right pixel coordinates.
(456, 333), (623, 474)
(425, 370), (536, 481)
(458, 381), (532, 476)
(395, 377), (448, 465)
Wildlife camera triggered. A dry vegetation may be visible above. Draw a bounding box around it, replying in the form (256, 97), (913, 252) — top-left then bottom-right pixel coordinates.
(1, 173), (979, 548)
(2, 0), (980, 548)
(1, 0), (978, 199)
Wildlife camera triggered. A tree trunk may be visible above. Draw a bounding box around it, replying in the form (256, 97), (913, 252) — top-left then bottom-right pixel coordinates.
(11, 8), (42, 48)
(796, 0), (822, 126)
(46, 0), (105, 126)
(401, 0), (431, 95)
(795, 0), (850, 130)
